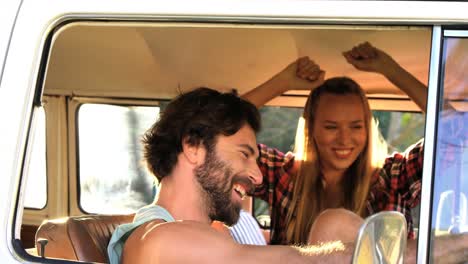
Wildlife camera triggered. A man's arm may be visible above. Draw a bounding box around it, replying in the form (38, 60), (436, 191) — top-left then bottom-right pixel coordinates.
(343, 41), (427, 112)
(405, 233), (468, 263)
(123, 220), (352, 264)
(242, 56), (325, 108)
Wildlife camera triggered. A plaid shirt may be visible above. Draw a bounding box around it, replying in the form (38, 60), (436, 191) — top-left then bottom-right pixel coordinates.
(254, 140), (424, 245)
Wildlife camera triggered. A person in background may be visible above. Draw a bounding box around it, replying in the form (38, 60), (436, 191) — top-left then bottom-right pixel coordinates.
(230, 209), (267, 245)
(243, 42), (427, 245)
(229, 198), (267, 245)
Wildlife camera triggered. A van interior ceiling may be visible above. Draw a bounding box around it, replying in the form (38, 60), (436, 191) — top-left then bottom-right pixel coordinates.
(43, 22), (431, 109)
(20, 21), (439, 260)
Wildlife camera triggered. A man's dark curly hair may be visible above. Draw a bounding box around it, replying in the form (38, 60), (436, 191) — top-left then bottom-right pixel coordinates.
(142, 87), (261, 181)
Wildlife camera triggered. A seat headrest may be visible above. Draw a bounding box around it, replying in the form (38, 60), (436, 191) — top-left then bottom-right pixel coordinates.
(35, 214), (134, 263)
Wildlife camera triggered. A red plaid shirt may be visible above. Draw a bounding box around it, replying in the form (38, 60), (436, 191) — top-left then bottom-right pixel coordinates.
(254, 139), (424, 245)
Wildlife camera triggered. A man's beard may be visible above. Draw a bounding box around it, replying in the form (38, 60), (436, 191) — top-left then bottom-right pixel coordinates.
(194, 147), (252, 226)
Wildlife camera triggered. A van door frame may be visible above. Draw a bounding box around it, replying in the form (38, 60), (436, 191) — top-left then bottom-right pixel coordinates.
(6, 4), (467, 263)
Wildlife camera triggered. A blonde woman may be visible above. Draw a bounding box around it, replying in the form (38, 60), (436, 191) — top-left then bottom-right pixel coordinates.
(244, 42), (427, 245)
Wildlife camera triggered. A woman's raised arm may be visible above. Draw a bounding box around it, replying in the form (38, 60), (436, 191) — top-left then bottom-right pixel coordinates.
(242, 56), (325, 108)
(343, 42), (427, 112)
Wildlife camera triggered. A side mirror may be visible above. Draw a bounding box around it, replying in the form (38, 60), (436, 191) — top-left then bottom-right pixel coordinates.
(352, 211), (407, 264)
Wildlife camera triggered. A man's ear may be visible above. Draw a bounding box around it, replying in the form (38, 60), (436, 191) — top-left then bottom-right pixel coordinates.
(182, 137), (206, 165)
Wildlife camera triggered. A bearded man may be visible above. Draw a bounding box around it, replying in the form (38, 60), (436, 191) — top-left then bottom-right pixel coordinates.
(107, 87), (359, 264)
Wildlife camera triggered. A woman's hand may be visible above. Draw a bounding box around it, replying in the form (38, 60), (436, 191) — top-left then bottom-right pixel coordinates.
(243, 56), (325, 107)
(342, 42), (399, 76)
(343, 41), (428, 112)
(275, 56), (325, 91)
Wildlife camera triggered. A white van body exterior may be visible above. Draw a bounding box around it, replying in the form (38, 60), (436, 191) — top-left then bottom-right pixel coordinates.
(0, 1), (467, 263)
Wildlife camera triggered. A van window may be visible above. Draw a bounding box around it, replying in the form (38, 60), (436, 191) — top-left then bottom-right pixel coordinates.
(24, 107), (47, 209)
(254, 106), (425, 228)
(430, 36), (468, 258)
(77, 103), (159, 214)
(373, 111), (425, 153)
(257, 106), (304, 153)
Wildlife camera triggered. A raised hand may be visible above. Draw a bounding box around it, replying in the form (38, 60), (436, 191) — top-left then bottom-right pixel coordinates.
(243, 56), (325, 107)
(343, 41), (427, 111)
(277, 56), (325, 91)
(342, 42), (398, 76)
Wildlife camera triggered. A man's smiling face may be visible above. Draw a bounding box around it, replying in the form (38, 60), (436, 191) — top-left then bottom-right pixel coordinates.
(195, 124), (262, 226)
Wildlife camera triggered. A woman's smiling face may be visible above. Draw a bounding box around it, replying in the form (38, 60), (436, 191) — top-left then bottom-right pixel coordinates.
(312, 93), (367, 177)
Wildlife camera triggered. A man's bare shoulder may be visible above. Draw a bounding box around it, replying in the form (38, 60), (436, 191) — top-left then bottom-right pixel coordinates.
(121, 219), (165, 264)
(122, 220), (237, 264)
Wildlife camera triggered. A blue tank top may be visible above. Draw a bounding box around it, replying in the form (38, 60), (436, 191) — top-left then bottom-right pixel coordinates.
(107, 204), (175, 264)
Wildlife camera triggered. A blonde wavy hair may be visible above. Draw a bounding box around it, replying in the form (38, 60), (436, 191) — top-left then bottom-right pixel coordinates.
(285, 77), (387, 244)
